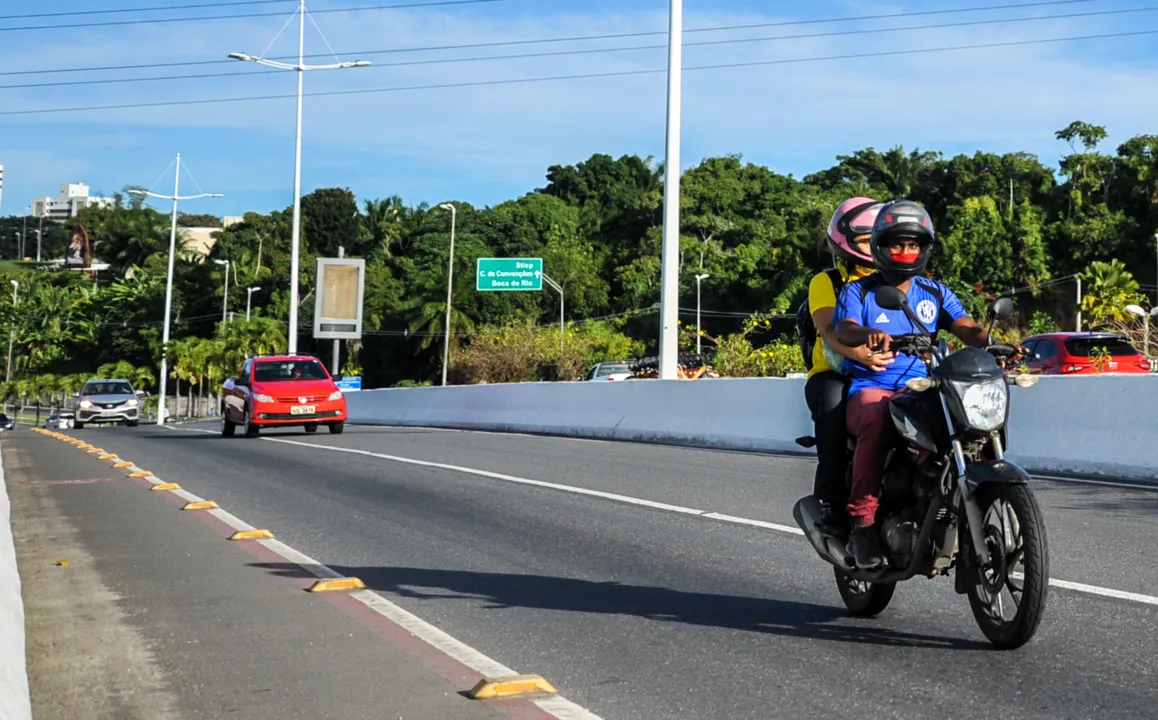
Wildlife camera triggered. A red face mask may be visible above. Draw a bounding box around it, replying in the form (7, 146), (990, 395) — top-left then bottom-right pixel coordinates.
(890, 247), (921, 264)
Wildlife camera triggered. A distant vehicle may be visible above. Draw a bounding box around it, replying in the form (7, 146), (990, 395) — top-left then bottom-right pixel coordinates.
(627, 353), (721, 380)
(582, 361), (633, 382)
(43, 411), (75, 429)
(0, 413), (12, 432)
(220, 354), (347, 438)
(75, 378), (141, 429)
(1021, 332), (1151, 375)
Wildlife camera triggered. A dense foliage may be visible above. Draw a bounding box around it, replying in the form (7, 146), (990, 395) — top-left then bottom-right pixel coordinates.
(2, 120), (1156, 398)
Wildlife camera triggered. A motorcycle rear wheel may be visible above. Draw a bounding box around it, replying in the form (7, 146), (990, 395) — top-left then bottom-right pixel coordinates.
(965, 483), (1049, 650)
(834, 566), (895, 617)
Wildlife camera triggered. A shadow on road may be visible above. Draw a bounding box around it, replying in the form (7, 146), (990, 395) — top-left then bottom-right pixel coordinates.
(250, 562), (988, 650)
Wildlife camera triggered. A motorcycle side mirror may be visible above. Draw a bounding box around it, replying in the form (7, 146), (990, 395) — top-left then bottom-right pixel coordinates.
(989, 297), (1014, 322)
(874, 285), (908, 310)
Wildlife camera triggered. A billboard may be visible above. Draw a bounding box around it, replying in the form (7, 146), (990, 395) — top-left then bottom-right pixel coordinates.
(65, 223), (91, 269)
(312, 257), (365, 340)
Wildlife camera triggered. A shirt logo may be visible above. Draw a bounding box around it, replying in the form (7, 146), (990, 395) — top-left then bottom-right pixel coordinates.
(916, 299), (938, 325)
(875, 312), (890, 324)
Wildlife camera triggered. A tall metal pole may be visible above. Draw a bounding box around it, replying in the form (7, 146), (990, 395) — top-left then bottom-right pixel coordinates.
(287, 0), (306, 354)
(36, 215), (43, 262)
(440, 204), (456, 386)
(6, 281), (17, 383)
(696, 277), (702, 356)
(657, 0), (683, 380)
(1076, 275), (1082, 332)
(128, 157), (222, 426)
(158, 154), (182, 425)
(332, 246), (343, 375)
(543, 273), (565, 355)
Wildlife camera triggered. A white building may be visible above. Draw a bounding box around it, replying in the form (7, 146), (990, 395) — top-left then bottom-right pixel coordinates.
(32, 183), (114, 220)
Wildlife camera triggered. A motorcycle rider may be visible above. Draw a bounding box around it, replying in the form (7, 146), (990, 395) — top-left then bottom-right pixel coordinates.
(832, 199), (997, 569)
(804, 198), (892, 537)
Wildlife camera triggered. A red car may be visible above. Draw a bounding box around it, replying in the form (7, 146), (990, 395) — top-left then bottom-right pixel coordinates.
(220, 354), (348, 437)
(1021, 332), (1151, 375)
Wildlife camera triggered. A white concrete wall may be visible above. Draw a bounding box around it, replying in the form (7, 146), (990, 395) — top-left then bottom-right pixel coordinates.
(0, 441), (32, 720)
(346, 375), (1158, 480)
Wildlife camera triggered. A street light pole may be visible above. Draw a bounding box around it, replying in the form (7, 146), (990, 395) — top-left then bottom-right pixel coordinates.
(438, 203), (457, 387)
(214, 259), (230, 324)
(247, 286), (262, 320)
(229, 0), (370, 355)
(5, 280), (17, 383)
(658, 0), (683, 380)
(128, 154), (223, 426)
(542, 273), (565, 354)
(695, 273), (710, 356)
(1126, 304), (1158, 358)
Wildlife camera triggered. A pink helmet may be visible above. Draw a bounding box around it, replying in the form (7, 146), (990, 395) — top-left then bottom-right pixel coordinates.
(826, 197), (883, 268)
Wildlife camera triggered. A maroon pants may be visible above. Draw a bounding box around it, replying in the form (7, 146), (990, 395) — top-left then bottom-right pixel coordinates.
(846, 388), (896, 527)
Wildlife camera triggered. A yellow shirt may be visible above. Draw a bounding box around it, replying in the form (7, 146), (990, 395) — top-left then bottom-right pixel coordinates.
(807, 262), (874, 379)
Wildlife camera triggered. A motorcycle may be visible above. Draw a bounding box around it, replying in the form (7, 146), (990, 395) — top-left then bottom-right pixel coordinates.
(792, 287), (1049, 650)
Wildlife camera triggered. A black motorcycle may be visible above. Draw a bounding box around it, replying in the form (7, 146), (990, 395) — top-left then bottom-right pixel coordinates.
(792, 287), (1049, 650)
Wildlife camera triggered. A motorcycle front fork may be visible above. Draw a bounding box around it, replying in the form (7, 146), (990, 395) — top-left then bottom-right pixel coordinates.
(953, 436), (996, 568)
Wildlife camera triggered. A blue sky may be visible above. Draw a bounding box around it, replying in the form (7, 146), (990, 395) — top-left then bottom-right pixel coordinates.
(2, 0), (1158, 219)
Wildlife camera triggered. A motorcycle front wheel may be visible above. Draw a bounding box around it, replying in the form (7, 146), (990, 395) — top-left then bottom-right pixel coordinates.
(834, 566), (895, 617)
(966, 483), (1049, 650)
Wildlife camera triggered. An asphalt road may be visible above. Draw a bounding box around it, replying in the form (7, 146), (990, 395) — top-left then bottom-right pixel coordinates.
(54, 421), (1158, 719)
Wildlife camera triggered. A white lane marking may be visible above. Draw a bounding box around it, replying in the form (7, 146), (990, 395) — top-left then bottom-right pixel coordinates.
(168, 425), (1158, 491)
(258, 435), (1158, 609)
(1049, 578), (1158, 607)
(1029, 474), (1158, 492)
(126, 430), (605, 720)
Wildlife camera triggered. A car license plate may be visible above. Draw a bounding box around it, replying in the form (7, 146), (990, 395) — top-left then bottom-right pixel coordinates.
(1109, 362), (1118, 369)
(290, 405), (315, 416)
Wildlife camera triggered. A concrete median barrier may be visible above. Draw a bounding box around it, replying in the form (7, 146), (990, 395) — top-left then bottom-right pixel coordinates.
(0, 442), (33, 720)
(346, 375), (1157, 481)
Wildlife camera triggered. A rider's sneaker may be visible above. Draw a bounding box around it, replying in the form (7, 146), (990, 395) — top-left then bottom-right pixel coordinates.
(847, 526), (887, 570)
(815, 500), (849, 539)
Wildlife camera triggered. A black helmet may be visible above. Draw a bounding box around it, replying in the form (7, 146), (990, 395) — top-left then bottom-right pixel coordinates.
(869, 199), (935, 283)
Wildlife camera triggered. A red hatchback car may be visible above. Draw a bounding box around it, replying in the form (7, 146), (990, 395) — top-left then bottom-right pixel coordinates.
(220, 354), (348, 437)
(1020, 332), (1151, 375)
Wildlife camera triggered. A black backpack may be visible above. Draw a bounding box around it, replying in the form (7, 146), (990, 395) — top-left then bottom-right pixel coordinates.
(796, 272), (948, 372)
(797, 268), (845, 372)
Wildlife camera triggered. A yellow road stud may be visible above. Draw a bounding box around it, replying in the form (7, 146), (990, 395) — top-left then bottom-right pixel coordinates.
(128, 470), (153, 478)
(150, 483), (181, 491)
(307, 577), (366, 593)
(98, 453), (116, 460)
(113, 461), (132, 468)
(86, 448), (104, 454)
(467, 675), (558, 700)
(181, 501), (218, 511)
(229, 529), (274, 541)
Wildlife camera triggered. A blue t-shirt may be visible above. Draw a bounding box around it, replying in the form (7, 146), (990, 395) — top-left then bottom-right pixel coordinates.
(833, 275), (967, 395)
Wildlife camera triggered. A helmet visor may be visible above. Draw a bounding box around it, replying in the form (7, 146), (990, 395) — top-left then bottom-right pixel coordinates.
(846, 202), (885, 235)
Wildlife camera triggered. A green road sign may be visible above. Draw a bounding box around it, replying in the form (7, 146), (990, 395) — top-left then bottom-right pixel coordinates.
(476, 257), (543, 291)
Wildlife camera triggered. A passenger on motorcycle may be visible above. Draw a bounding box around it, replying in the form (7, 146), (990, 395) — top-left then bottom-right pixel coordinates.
(804, 197), (888, 536)
(832, 199), (997, 570)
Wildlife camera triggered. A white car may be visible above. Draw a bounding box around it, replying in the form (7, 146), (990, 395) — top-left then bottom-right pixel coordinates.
(44, 411), (75, 429)
(583, 361), (633, 382)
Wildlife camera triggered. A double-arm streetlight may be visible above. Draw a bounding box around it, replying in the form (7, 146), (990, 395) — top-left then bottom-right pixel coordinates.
(128, 154), (222, 426)
(228, 0), (370, 354)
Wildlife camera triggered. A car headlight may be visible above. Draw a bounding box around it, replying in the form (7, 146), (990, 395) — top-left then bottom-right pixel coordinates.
(328, 390), (343, 401)
(79, 400), (93, 409)
(126, 398), (138, 407)
(949, 378), (1008, 432)
(253, 393), (274, 403)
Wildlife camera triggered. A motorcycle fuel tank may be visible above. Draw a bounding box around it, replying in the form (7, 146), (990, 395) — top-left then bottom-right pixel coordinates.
(889, 388), (941, 453)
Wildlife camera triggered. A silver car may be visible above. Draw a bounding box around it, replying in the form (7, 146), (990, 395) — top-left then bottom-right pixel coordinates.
(75, 378), (141, 429)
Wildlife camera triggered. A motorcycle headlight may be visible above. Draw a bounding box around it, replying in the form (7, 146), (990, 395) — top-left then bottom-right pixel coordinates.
(949, 378), (1008, 432)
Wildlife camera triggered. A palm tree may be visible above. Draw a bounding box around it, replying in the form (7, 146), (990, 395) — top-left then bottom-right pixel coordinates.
(1081, 259), (1145, 327)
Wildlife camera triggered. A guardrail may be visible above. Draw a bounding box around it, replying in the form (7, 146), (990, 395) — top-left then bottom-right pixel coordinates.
(346, 375), (1156, 481)
(0, 441), (33, 720)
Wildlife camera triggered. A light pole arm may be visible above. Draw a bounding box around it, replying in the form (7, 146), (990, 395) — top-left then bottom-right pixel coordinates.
(128, 190), (223, 201)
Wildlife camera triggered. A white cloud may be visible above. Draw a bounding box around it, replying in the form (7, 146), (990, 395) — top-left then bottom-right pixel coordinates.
(1, 2), (1157, 208)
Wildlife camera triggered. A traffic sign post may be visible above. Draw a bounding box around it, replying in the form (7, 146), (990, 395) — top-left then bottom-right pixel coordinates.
(476, 258), (542, 291)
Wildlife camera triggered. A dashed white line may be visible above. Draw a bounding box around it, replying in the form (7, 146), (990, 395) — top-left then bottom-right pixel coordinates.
(163, 424), (1158, 608)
